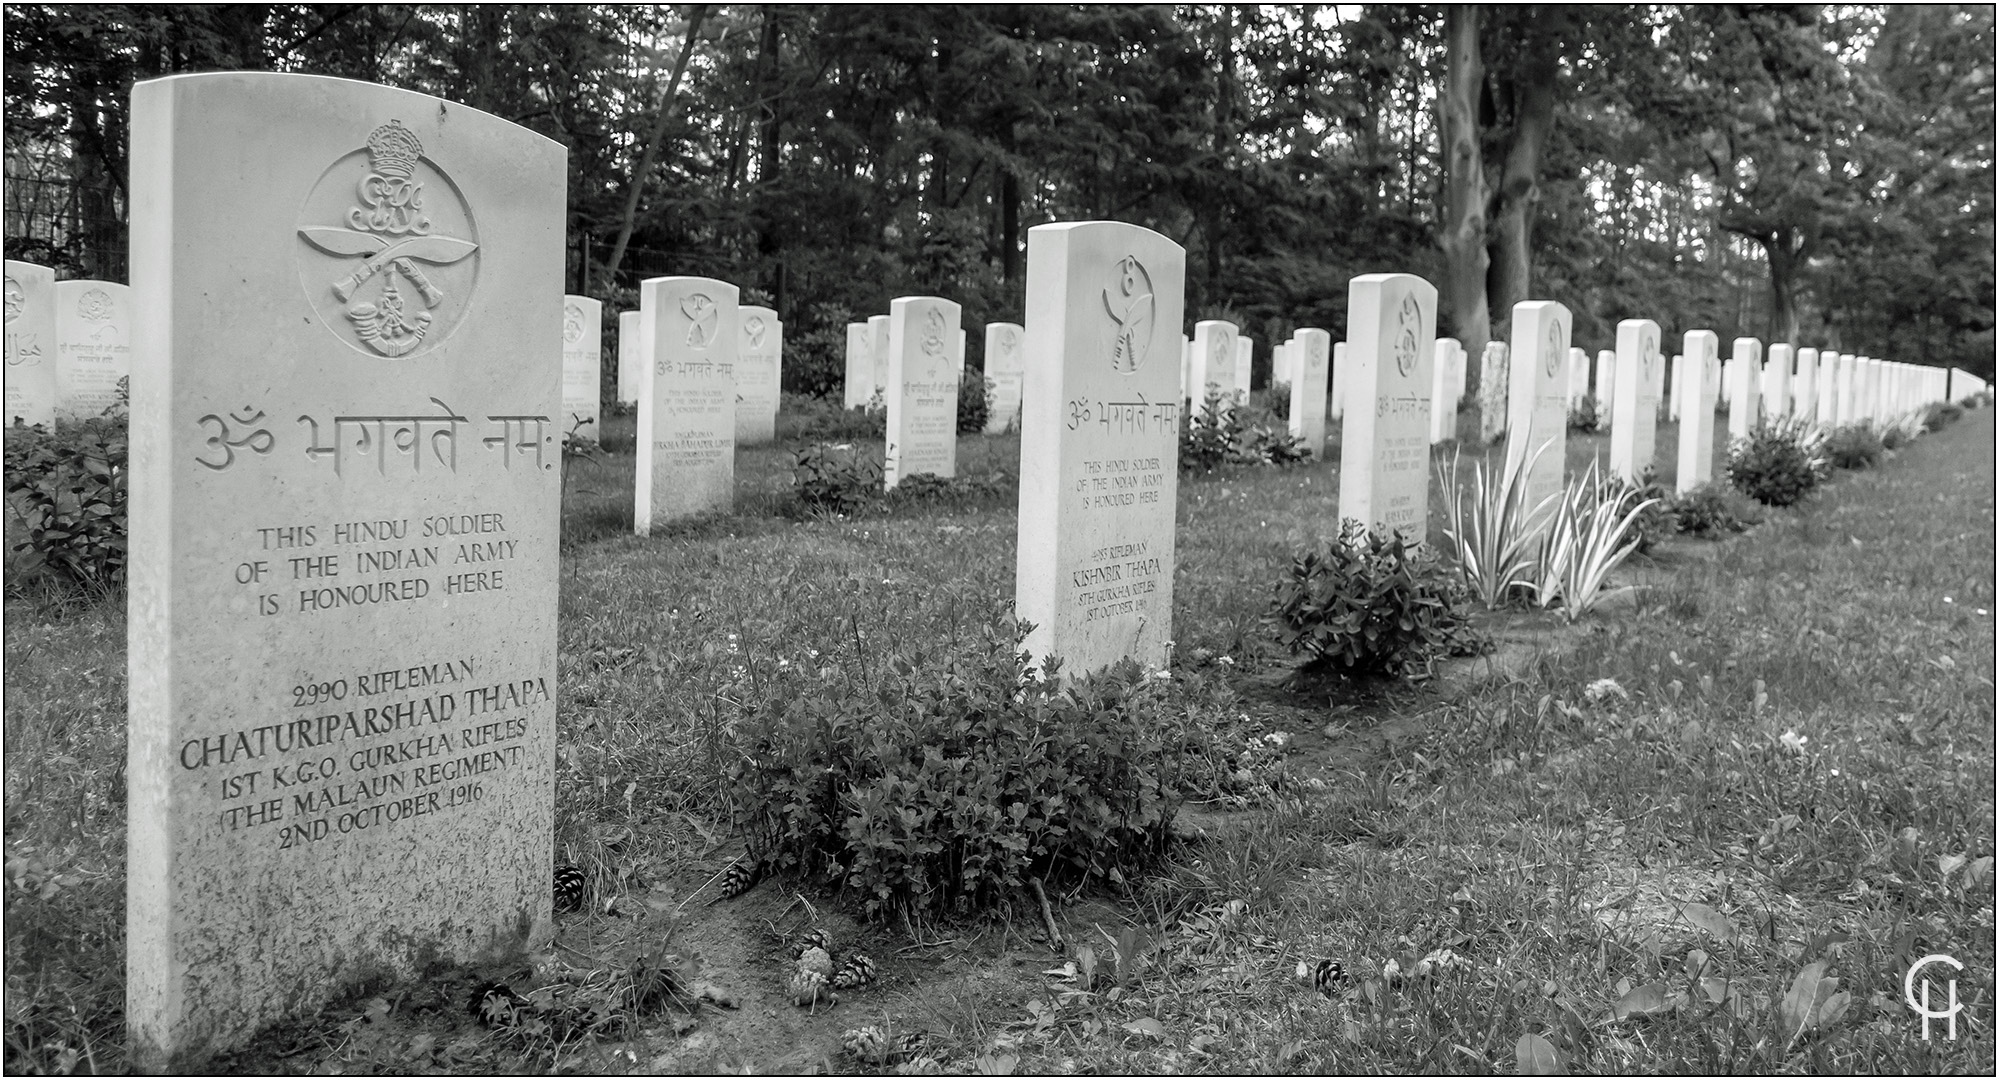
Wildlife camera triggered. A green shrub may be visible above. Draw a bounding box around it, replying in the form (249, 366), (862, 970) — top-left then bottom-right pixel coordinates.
(790, 442), (882, 515)
(4, 416), (129, 591)
(1237, 424), (1313, 465)
(1179, 390), (1243, 472)
(1823, 423), (1884, 470)
(1725, 420), (1826, 507)
(729, 615), (1210, 920)
(779, 391), (886, 443)
(1605, 469), (1675, 555)
(1921, 401), (1964, 432)
(1567, 395), (1601, 433)
(1271, 521), (1481, 677)
(886, 470), (1012, 509)
(957, 372), (990, 434)
(1669, 482), (1758, 537)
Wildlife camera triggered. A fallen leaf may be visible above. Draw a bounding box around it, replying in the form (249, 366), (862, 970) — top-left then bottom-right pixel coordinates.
(1516, 1032), (1564, 1075)
(972, 1053), (1019, 1075)
(1676, 902), (1736, 941)
(1123, 1017), (1167, 1038)
(1700, 977), (1730, 1004)
(1612, 981), (1672, 1020)
(1779, 961), (1842, 1048)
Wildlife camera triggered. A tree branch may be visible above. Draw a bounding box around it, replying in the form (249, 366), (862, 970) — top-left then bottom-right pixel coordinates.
(602, 4), (711, 287)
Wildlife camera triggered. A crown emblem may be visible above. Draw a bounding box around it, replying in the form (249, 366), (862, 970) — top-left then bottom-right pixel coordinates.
(366, 122), (423, 180)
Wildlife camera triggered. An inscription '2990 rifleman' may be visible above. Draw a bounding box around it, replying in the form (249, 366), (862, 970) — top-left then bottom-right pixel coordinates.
(297, 121), (480, 358)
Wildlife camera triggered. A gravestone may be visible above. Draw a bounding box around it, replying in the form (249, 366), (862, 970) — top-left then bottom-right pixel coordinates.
(983, 322), (1025, 433)
(953, 328), (967, 372)
(735, 305), (780, 445)
(1676, 331), (1720, 493)
(618, 311), (642, 405)
(1338, 273), (1437, 545)
(1503, 300), (1571, 538)
(125, 73), (563, 1070)
(1609, 319), (1662, 485)
(1763, 344), (1792, 421)
(1859, 357), (1882, 421)
(1289, 328), (1330, 455)
(4, 259), (57, 427)
(1447, 339), (1467, 401)
(1792, 348), (1818, 423)
(1272, 339), (1295, 389)
(1594, 349), (1615, 431)
(1014, 221), (1183, 677)
(843, 322), (872, 409)
(1178, 335), (1191, 408)
(1427, 339), (1455, 445)
(884, 296), (961, 488)
(636, 276), (737, 532)
(1330, 341), (1349, 419)
(1477, 340), (1508, 444)
(868, 314), (891, 406)
(1190, 320), (1238, 417)
(1567, 347), (1589, 408)
(561, 296), (602, 440)
(1233, 336), (1252, 402)
(1669, 353), (1685, 421)
(1728, 337), (1761, 438)
(55, 280), (132, 419)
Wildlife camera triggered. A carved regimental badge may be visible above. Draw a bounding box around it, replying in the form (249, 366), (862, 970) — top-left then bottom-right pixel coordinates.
(1392, 294), (1420, 379)
(298, 120), (479, 358)
(1102, 256), (1155, 374)
(745, 315), (768, 350)
(920, 307), (947, 359)
(78, 288), (114, 324)
(1543, 321), (1563, 379)
(1000, 327), (1018, 355)
(682, 294), (717, 348)
(1641, 333), (1658, 380)
(3, 276), (21, 322)
(563, 303), (585, 345)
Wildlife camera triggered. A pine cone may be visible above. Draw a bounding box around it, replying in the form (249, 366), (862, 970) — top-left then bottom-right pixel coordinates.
(713, 853), (763, 902)
(788, 967), (835, 1008)
(553, 864), (586, 914)
(831, 952), (877, 990)
(796, 946), (834, 979)
(791, 927), (833, 959)
(1312, 958), (1347, 997)
(894, 1056), (943, 1076)
(840, 1025), (888, 1064)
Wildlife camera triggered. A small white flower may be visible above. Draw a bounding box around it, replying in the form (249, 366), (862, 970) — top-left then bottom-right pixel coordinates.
(1944, 596), (1955, 604)
(1216, 655), (1236, 667)
(1263, 732), (1291, 748)
(1584, 678), (1628, 704)
(1779, 729), (1809, 755)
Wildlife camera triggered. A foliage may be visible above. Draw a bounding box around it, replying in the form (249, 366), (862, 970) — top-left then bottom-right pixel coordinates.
(728, 614), (1212, 920)
(778, 392), (886, 444)
(1436, 442), (1560, 610)
(1878, 410), (1929, 450)
(1921, 400), (1964, 431)
(1270, 521), (1480, 677)
(1604, 469), (1676, 554)
(1822, 423), (1885, 470)
(885, 470), (1012, 510)
(3, 416), (128, 592)
(790, 443), (882, 516)
(1566, 395), (1601, 432)
(1179, 391), (1310, 471)
(1529, 458), (1662, 622)
(957, 372), (990, 435)
(1725, 419), (1828, 507)
(1668, 482), (1758, 537)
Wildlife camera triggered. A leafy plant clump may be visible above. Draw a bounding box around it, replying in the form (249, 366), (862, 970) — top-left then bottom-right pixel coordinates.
(956, 373), (990, 434)
(779, 391), (887, 443)
(1567, 395), (1601, 432)
(886, 470), (1012, 508)
(1606, 470), (1676, 555)
(729, 616), (1213, 920)
(1669, 482), (1758, 537)
(1271, 521), (1481, 676)
(1725, 420), (1827, 507)
(791, 442), (882, 516)
(1528, 458), (1662, 622)
(1180, 391), (1311, 471)
(1823, 423), (1884, 470)
(1921, 400), (1964, 432)
(4, 415), (130, 591)
(1436, 441), (1560, 610)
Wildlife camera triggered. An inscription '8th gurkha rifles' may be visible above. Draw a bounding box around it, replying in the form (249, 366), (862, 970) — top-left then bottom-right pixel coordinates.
(298, 121), (478, 357)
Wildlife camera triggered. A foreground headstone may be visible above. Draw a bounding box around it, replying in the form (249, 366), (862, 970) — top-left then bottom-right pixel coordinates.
(4, 259), (57, 427)
(1290, 328), (1330, 454)
(984, 322), (1025, 433)
(734, 305), (780, 445)
(1477, 340), (1508, 444)
(618, 311), (642, 405)
(1338, 273), (1437, 545)
(1728, 337), (1761, 438)
(1191, 320), (1238, 416)
(1015, 221), (1183, 677)
(1793, 347), (1818, 423)
(1609, 319), (1662, 485)
(843, 322), (872, 409)
(55, 279), (132, 419)
(1503, 301), (1571, 537)
(127, 73), (562, 1070)
(561, 295), (602, 439)
(637, 276), (737, 531)
(1676, 331), (1720, 493)
(884, 296), (961, 487)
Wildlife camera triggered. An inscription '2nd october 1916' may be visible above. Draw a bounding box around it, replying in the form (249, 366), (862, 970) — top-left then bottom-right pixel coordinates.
(178, 656), (550, 850)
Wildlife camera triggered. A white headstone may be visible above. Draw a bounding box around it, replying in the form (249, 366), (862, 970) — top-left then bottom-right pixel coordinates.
(1503, 301), (1572, 535)
(953, 328), (967, 372)
(1728, 338), (1762, 438)
(1477, 340), (1508, 444)
(1338, 273), (1437, 545)
(1273, 339), (1296, 388)
(1190, 320), (1238, 417)
(983, 322), (1025, 433)
(1833, 353), (1857, 424)
(55, 279), (132, 419)
(1428, 338), (1456, 445)
(1015, 222), (1183, 677)
(1594, 348), (1615, 431)
(1289, 328), (1330, 455)
(734, 305), (780, 445)
(1668, 353), (1685, 421)
(1794, 347), (1818, 422)
(636, 277), (737, 531)
(1609, 319), (1662, 485)
(1567, 347), (1589, 408)
(1676, 331), (1721, 493)
(1859, 357), (1882, 421)
(1762, 344), (1792, 421)
(1179, 335), (1191, 406)
(1233, 336), (1252, 403)
(868, 313), (891, 406)
(1448, 339), (1468, 401)
(843, 322), (872, 409)
(561, 296), (602, 440)
(1816, 349), (1839, 425)
(4, 259), (57, 427)
(1330, 341), (1349, 420)
(126, 74), (562, 1070)
(618, 311), (642, 405)
(884, 296), (961, 488)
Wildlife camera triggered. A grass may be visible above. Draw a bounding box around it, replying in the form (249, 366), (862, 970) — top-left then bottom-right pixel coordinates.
(4, 396), (1987, 1073)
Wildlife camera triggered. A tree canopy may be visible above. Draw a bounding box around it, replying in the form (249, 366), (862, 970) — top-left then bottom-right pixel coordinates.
(5, 3), (1991, 394)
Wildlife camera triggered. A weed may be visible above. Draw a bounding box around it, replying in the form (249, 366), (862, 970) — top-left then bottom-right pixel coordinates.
(1436, 442), (1560, 610)
(1726, 419), (1827, 507)
(1823, 424), (1884, 470)
(1270, 521), (1480, 676)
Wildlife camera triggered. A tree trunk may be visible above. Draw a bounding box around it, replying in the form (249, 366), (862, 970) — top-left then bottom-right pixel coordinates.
(1000, 125), (1021, 288)
(1438, 5), (1490, 378)
(1764, 228), (1805, 345)
(1486, 14), (1557, 323)
(601, 5), (710, 288)
(754, 5), (784, 307)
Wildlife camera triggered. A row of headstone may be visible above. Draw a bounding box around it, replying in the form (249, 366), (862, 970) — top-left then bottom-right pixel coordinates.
(4, 262), (134, 425)
(611, 302), (781, 445)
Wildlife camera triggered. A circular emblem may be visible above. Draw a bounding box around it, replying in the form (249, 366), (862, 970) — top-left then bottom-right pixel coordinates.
(1640, 334), (1657, 379)
(1102, 255), (1155, 373)
(78, 288), (114, 324)
(920, 307), (947, 358)
(1543, 322), (1563, 379)
(745, 315), (767, 349)
(1392, 295), (1420, 378)
(562, 302), (584, 345)
(680, 293), (717, 348)
(3, 276), (22, 321)
(1209, 331), (1232, 369)
(297, 120), (480, 359)
(999, 326), (1018, 354)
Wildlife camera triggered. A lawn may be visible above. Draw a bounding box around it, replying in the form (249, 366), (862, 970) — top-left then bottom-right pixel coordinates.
(4, 396), (1990, 1074)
